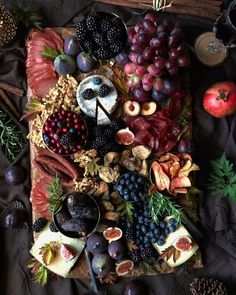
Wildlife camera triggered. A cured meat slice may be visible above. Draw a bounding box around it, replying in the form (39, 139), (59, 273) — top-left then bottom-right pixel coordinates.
(130, 117), (151, 133)
(30, 177), (51, 219)
(28, 69), (57, 89)
(44, 28), (63, 50)
(32, 77), (57, 98)
(133, 129), (154, 146)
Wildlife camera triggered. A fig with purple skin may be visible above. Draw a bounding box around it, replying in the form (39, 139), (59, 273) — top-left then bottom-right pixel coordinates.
(64, 35), (82, 56)
(108, 239), (126, 260)
(91, 254), (114, 275)
(87, 232), (108, 255)
(76, 51), (96, 73)
(54, 53), (77, 75)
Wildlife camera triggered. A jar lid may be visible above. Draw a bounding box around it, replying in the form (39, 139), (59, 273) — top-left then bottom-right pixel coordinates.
(194, 32), (228, 66)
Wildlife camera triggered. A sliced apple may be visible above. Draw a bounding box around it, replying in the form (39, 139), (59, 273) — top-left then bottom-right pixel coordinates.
(124, 100), (140, 116)
(140, 101), (157, 115)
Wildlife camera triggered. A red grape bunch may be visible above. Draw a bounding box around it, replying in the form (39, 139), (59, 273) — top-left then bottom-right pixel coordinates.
(124, 13), (190, 103)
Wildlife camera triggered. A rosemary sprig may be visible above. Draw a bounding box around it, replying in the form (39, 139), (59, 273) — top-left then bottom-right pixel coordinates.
(148, 191), (182, 224)
(47, 176), (65, 213)
(0, 111), (24, 162)
(116, 200), (134, 222)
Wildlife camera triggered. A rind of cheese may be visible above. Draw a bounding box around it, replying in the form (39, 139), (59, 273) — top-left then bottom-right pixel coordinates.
(30, 226), (85, 278)
(76, 74), (118, 120)
(152, 222), (198, 267)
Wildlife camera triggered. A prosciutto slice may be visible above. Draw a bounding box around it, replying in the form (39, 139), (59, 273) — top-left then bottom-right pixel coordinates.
(26, 28), (63, 98)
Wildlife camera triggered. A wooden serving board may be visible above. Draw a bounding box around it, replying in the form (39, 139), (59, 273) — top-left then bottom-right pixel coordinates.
(27, 27), (202, 279)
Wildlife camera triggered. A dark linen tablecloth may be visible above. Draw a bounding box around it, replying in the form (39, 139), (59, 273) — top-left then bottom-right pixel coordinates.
(0, 1), (236, 294)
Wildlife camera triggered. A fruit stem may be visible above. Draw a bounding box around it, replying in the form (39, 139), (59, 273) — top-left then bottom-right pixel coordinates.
(217, 89), (229, 101)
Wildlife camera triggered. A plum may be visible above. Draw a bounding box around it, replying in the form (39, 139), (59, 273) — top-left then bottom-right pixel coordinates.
(87, 232), (108, 254)
(91, 254), (113, 275)
(4, 165), (26, 185)
(76, 52), (96, 73)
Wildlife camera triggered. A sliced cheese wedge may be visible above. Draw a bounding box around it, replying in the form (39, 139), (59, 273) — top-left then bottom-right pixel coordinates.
(152, 221), (198, 267)
(30, 225), (85, 278)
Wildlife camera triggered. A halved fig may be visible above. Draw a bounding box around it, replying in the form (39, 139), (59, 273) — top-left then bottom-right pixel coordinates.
(173, 236), (192, 251)
(115, 128), (134, 145)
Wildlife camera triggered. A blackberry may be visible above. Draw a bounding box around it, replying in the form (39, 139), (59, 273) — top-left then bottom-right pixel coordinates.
(98, 84), (111, 97)
(129, 250), (142, 262)
(32, 217), (47, 232)
(96, 47), (112, 60)
(111, 17), (123, 28)
(86, 14), (97, 31)
(103, 127), (114, 139)
(110, 42), (123, 54)
(83, 40), (95, 51)
(76, 20), (87, 41)
(101, 18), (112, 33)
(93, 125), (104, 136)
(59, 132), (74, 146)
(82, 88), (95, 100)
(110, 119), (123, 130)
(124, 226), (135, 240)
(94, 33), (108, 47)
(107, 27), (121, 43)
(94, 136), (106, 148)
(49, 221), (58, 232)
(140, 246), (155, 261)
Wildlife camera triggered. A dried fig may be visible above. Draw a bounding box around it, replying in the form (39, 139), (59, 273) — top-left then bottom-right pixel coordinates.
(61, 218), (89, 236)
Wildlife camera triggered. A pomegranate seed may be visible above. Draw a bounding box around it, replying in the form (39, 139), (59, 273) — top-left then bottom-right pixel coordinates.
(75, 124), (81, 129)
(62, 127), (68, 132)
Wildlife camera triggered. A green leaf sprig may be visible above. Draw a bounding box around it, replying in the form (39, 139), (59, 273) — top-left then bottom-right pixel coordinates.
(117, 200), (134, 222)
(27, 258), (48, 286)
(11, 3), (43, 29)
(41, 46), (63, 59)
(47, 176), (65, 213)
(0, 110), (24, 162)
(148, 191), (182, 224)
(208, 153), (236, 201)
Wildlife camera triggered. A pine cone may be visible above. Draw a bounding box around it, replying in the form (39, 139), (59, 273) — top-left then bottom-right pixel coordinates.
(190, 277), (227, 295)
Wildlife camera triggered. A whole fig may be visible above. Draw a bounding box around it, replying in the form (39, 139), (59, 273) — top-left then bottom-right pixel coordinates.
(64, 35), (82, 56)
(76, 52), (96, 73)
(54, 53), (76, 75)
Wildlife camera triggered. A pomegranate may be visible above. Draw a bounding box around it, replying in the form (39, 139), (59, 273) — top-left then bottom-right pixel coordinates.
(203, 81), (236, 118)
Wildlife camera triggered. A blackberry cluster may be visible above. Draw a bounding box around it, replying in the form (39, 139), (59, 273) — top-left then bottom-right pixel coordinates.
(89, 119), (124, 157)
(94, 33), (108, 47)
(107, 27), (121, 43)
(96, 47), (111, 60)
(49, 221), (58, 232)
(110, 42), (123, 54)
(82, 88), (95, 100)
(59, 132), (74, 146)
(86, 14), (97, 31)
(32, 217), (47, 233)
(100, 18), (112, 33)
(76, 20), (87, 41)
(116, 172), (146, 202)
(129, 250), (142, 262)
(76, 12), (126, 60)
(98, 84), (111, 97)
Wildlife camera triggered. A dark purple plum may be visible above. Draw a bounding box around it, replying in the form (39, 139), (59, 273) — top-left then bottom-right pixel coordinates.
(131, 87), (150, 102)
(4, 165), (26, 185)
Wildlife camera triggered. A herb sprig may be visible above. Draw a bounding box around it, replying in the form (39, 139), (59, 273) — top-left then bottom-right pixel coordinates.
(47, 176), (65, 213)
(148, 191), (182, 224)
(0, 111), (24, 162)
(208, 153), (236, 201)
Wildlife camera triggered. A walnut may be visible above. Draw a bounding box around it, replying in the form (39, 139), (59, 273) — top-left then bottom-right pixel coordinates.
(104, 152), (120, 166)
(72, 149), (98, 168)
(74, 177), (99, 193)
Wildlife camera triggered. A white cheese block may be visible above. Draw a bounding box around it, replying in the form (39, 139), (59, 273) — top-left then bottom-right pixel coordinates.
(30, 226), (85, 278)
(152, 223), (198, 268)
(76, 75), (118, 124)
